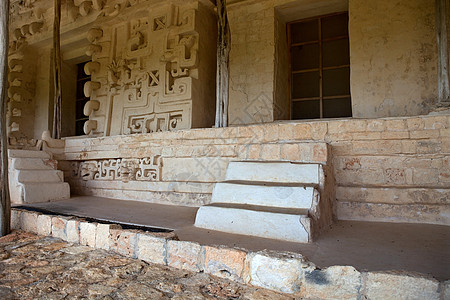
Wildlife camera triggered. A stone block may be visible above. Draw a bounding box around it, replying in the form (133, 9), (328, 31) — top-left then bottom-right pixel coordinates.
(381, 131), (410, 139)
(423, 116), (447, 129)
(195, 206), (311, 243)
(66, 220), (80, 244)
(167, 240), (202, 272)
(136, 233), (166, 265)
(52, 216), (69, 240)
(336, 201), (449, 226)
(442, 280), (450, 300)
(364, 272), (440, 300)
(202, 246), (247, 282)
(95, 223), (121, 250)
(21, 211), (38, 234)
(385, 119), (406, 131)
(410, 130), (440, 139)
(37, 214), (52, 236)
(311, 122), (328, 140)
(292, 123), (312, 140)
(301, 266), (361, 300)
(260, 144), (280, 160)
(79, 221), (97, 247)
(366, 119), (385, 131)
(244, 252), (303, 294)
(211, 182), (315, 209)
(110, 229), (138, 258)
(247, 144), (261, 159)
(10, 209), (22, 230)
(225, 161), (320, 184)
(280, 144), (300, 161)
(406, 117), (425, 130)
(312, 143), (328, 163)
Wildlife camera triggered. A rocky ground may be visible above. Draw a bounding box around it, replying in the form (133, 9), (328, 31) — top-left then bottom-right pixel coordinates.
(0, 231), (296, 299)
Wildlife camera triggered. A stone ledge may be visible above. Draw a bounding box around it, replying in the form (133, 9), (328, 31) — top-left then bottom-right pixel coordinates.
(11, 208), (446, 299)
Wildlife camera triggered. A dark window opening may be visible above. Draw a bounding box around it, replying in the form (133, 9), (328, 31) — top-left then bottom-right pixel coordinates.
(76, 63), (90, 136)
(289, 12), (352, 119)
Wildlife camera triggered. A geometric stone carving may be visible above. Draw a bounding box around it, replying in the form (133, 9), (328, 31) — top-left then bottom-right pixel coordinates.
(83, 1), (215, 136)
(73, 156), (162, 181)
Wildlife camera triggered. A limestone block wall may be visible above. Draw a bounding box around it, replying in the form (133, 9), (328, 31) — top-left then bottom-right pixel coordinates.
(57, 114), (449, 226)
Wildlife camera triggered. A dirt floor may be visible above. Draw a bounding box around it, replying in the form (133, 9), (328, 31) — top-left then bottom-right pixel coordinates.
(0, 231), (295, 300)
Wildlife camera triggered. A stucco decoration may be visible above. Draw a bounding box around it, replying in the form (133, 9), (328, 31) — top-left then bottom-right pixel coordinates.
(83, 2), (210, 136)
(72, 156), (162, 181)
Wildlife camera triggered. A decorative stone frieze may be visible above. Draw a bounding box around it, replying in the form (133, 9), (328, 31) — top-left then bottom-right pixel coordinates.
(72, 156), (162, 181)
(83, 1), (216, 136)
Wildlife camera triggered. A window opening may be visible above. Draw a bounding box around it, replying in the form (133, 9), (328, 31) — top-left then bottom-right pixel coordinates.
(75, 62), (90, 136)
(289, 12), (351, 119)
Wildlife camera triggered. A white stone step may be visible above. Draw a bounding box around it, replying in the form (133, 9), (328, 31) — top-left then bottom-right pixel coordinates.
(225, 161), (320, 184)
(21, 182), (70, 203)
(8, 149), (51, 159)
(194, 204), (311, 243)
(12, 157), (56, 170)
(212, 182), (316, 209)
(16, 170), (64, 183)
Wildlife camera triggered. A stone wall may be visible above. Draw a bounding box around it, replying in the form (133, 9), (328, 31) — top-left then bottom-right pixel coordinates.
(226, 0), (440, 123)
(57, 114), (449, 225)
(349, 0), (439, 117)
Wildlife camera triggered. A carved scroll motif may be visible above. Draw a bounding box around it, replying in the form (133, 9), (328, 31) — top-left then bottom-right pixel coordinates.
(74, 156), (162, 181)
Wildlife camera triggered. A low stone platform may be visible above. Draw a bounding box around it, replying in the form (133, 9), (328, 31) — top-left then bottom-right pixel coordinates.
(0, 231), (290, 299)
(11, 196), (450, 299)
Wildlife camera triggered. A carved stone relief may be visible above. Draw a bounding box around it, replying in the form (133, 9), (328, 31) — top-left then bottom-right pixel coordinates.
(83, 2), (207, 136)
(72, 156), (162, 181)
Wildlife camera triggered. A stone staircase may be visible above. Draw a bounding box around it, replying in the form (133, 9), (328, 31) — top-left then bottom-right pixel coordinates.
(194, 161), (330, 243)
(8, 149), (70, 204)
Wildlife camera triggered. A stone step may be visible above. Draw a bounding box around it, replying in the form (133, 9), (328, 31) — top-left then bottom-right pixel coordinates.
(16, 170), (64, 183)
(212, 182), (316, 209)
(8, 149), (51, 159)
(21, 182), (70, 203)
(194, 204), (311, 243)
(12, 157), (56, 170)
(225, 161), (320, 184)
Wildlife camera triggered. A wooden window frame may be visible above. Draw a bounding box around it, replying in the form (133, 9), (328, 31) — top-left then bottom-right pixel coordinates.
(288, 11), (351, 119)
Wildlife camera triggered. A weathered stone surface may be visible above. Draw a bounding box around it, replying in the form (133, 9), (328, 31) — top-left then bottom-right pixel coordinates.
(10, 209), (21, 230)
(79, 221), (97, 247)
(244, 252), (303, 294)
(36, 214), (52, 236)
(442, 280), (450, 300)
(136, 233), (166, 265)
(20, 211), (37, 234)
(66, 220), (80, 244)
(0, 231), (291, 299)
(202, 246), (247, 282)
(167, 240), (202, 272)
(110, 229), (138, 258)
(301, 266), (361, 300)
(365, 272), (440, 300)
(95, 223), (120, 250)
(51, 216), (69, 240)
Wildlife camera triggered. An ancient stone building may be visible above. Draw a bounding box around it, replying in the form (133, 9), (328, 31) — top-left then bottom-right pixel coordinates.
(5, 0), (450, 296)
